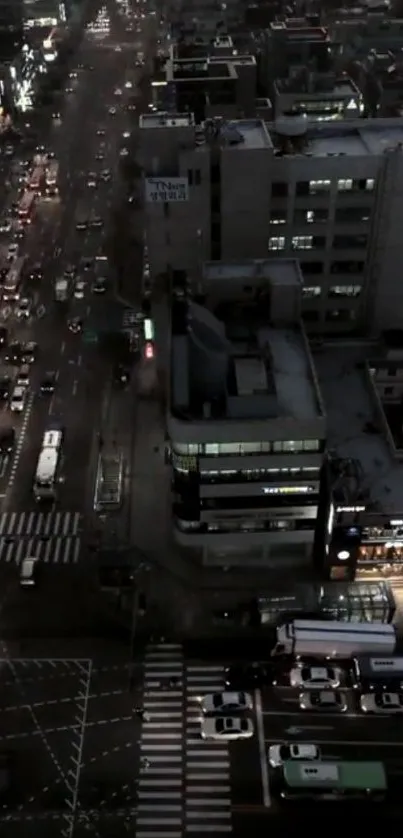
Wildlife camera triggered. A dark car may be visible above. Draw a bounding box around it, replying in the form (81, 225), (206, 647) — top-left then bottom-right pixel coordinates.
(81, 258), (93, 271)
(225, 663), (274, 690)
(0, 375), (11, 400)
(113, 363), (130, 386)
(5, 341), (23, 364)
(0, 427), (15, 454)
(92, 276), (107, 294)
(21, 341), (37, 364)
(40, 371), (56, 394)
(27, 263), (42, 281)
(0, 327), (8, 347)
(68, 318), (82, 334)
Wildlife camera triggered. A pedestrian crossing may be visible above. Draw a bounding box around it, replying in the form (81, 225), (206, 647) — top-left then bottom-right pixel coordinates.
(0, 511), (82, 565)
(138, 641), (232, 838)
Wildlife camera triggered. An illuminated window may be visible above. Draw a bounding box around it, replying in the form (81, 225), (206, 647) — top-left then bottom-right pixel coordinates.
(292, 235), (312, 250)
(309, 179), (331, 194)
(329, 285), (362, 298)
(337, 178), (353, 191)
(302, 286), (321, 298)
(268, 236), (285, 251)
(366, 178), (375, 191)
(269, 211), (287, 225)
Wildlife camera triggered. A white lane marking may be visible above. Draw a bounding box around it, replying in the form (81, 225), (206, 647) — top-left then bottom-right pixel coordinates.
(256, 688), (271, 808)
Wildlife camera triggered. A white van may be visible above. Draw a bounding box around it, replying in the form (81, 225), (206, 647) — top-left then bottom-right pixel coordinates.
(20, 557), (37, 587)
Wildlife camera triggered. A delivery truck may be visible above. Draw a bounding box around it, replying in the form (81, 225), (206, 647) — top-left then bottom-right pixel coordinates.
(271, 619), (396, 660)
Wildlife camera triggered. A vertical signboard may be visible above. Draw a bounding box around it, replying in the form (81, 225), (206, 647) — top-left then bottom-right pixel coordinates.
(145, 177), (189, 203)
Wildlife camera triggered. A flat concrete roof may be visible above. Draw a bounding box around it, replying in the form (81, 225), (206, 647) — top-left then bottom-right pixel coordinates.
(222, 119), (272, 150)
(315, 344), (403, 510)
(203, 258), (302, 285)
(139, 112), (193, 129)
(301, 121), (403, 157)
(264, 327), (319, 420)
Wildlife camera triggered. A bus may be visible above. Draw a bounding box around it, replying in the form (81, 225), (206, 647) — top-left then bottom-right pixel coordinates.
(33, 428), (63, 501)
(18, 190), (36, 223)
(29, 166), (44, 194)
(45, 161), (59, 196)
(353, 655), (403, 692)
(277, 761), (387, 802)
(3, 256), (25, 301)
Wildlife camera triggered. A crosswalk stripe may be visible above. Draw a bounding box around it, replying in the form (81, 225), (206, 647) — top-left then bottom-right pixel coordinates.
(0, 510), (81, 537)
(0, 511), (82, 565)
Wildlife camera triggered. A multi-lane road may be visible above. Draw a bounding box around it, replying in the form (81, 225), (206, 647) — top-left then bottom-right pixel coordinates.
(0, 1), (145, 582)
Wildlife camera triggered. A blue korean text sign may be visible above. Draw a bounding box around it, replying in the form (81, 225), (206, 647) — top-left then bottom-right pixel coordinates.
(145, 177), (189, 203)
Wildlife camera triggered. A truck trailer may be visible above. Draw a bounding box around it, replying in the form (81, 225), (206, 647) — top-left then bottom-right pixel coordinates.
(271, 619), (396, 659)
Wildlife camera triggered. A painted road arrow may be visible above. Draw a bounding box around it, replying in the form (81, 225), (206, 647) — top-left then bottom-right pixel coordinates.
(286, 725), (334, 735)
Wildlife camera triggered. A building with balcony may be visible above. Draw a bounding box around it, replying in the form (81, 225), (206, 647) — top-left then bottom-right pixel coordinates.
(168, 257), (327, 568)
(139, 111), (403, 337)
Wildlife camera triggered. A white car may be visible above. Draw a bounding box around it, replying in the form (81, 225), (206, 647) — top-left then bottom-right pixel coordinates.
(360, 692), (403, 714)
(115, 88), (122, 96)
(17, 298), (31, 319)
(299, 690), (347, 713)
(200, 716), (254, 741)
(290, 665), (341, 690)
(0, 219), (11, 233)
(268, 743), (321, 768)
(7, 243), (19, 261)
(200, 691), (253, 715)
(109, 107), (117, 115)
(10, 385), (26, 412)
(74, 280), (86, 299)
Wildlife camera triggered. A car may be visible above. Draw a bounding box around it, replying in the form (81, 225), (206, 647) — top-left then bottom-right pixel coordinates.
(0, 426), (15, 454)
(13, 223), (25, 240)
(16, 298), (31, 319)
(360, 691), (403, 714)
(120, 147), (129, 157)
(66, 86), (74, 93)
(69, 71), (77, 79)
(5, 342), (23, 364)
(0, 375), (11, 400)
(10, 385), (26, 412)
(27, 263), (42, 281)
(200, 716), (254, 741)
(74, 279), (86, 299)
(0, 326), (7, 347)
(225, 663), (274, 690)
(200, 691), (253, 715)
(0, 219), (11, 233)
(100, 169), (111, 181)
(96, 128), (105, 136)
(124, 82), (132, 89)
(52, 111), (61, 120)
(123, 130), (131, 138)
(16, 364), (30, 386)
(68, 317), (82, 334)
(87, 173), (97, 187)
(81, 257), (93, 271)
(109, 107), (116, 115)
(92, 276), (107, 294)
(95, 151), (105, 160)
(113, 363), (131, 386)
(7, 243), (18, 261)
(299, 690), (347, 713)
(268, 743), (321, 769)
(40, 371), (57, 394)
(290, 665), (341, 690)
(64, 265), (75, 279)
(115, 88), (122, 96)
(90, 216), (103, 228)
(21, 341), (37, 364)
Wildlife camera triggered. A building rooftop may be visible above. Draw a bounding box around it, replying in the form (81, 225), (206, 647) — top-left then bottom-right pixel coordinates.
(275, 75), (359, 98)
(139, 112), (194, 129)
(170, 294), (322, 424)
(268, 117), (403, 157)
(203, 258), (302, 286)
(315, 344), (403, 511)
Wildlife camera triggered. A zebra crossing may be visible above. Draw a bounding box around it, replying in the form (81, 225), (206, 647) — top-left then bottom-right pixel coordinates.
(0, 511), (82, 565)
(138, 642), (232, 838)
